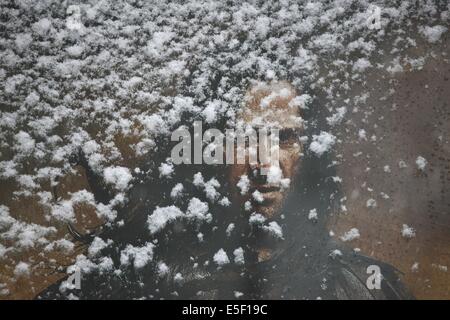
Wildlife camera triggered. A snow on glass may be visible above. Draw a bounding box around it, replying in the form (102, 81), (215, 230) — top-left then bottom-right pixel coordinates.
(0, 0), (448, 292)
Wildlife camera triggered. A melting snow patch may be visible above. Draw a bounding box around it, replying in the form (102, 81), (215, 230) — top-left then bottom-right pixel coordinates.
(309, 131), (336, 156)
(358, 129), (367, 140)
(226, 223), (235, 237)
(147, 206), (184, 234)
(213, 248), (230, 267)
(203, 178), (220, 202)
(266, 166), (281, 184)
(103, 166), (132, 191)
(263, 221), (284, 239)
(120, 243), (154, 269)
(14, 261), (30, 277)
(326, 107), (347, 126)
(249, 213), (266, 225)
(420, 25), (447, 43)
(252, 190), (264, 203)
(159, 161), (174, 178)
(88, 237), (112, 257)
(157, 262), (169, 277)
(233, 247), (245, 265)
(308, 208), (318, 221)
(219, 197), (231, 207)
(416, 156), (427, 171)
(432, 264), (448, 272)
(170, 183), (184, 199)
(193, 172), (205, 187)
(186, 198), (211, 223)
(174, 272), (184, 284)
(0, 244), (8, 258)
(329, 249), (343, 259)
(366, 198), (377, 208)
(352, 58), (372, 73)
(14, 131), (35, 156)
(237, 175), (250, 195)
(340, 228), (360, 242)
(401, 224), (416, 239)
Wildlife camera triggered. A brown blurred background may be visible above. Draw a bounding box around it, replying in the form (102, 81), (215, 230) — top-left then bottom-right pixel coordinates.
(330, 42), (450, 299)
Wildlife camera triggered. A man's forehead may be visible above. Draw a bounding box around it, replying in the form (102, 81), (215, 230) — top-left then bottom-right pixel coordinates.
(239, 114), (303, 129)
(239, 81), (303, 128)
(245, 81), (296, 107)
(247, 80), (295, 97)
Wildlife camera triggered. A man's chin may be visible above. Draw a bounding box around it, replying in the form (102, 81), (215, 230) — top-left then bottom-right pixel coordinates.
(254, 199), (283, 219)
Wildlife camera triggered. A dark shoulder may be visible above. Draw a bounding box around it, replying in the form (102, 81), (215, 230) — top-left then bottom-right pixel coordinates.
(331, 251), (414, 300)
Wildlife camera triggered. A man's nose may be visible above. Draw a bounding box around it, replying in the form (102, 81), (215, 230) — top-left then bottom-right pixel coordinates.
(248, 155), (282, 179)
(249, 158), (271, 170)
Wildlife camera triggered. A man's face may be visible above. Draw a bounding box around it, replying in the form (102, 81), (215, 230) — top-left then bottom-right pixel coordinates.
(229, 82), (303, 219)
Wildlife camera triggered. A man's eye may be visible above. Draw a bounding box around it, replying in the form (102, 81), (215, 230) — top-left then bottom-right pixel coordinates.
(279, 129), (298, 142)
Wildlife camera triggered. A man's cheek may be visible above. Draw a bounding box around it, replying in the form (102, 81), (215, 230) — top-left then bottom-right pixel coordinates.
(229, 165), (246, 184)
(279, 150), (293, 173)
(279, 149), (300, 178)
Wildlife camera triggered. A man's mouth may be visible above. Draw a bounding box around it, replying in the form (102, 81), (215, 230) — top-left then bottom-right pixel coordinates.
(249, 184), (283, 207)
(254, 185), (280, 193)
